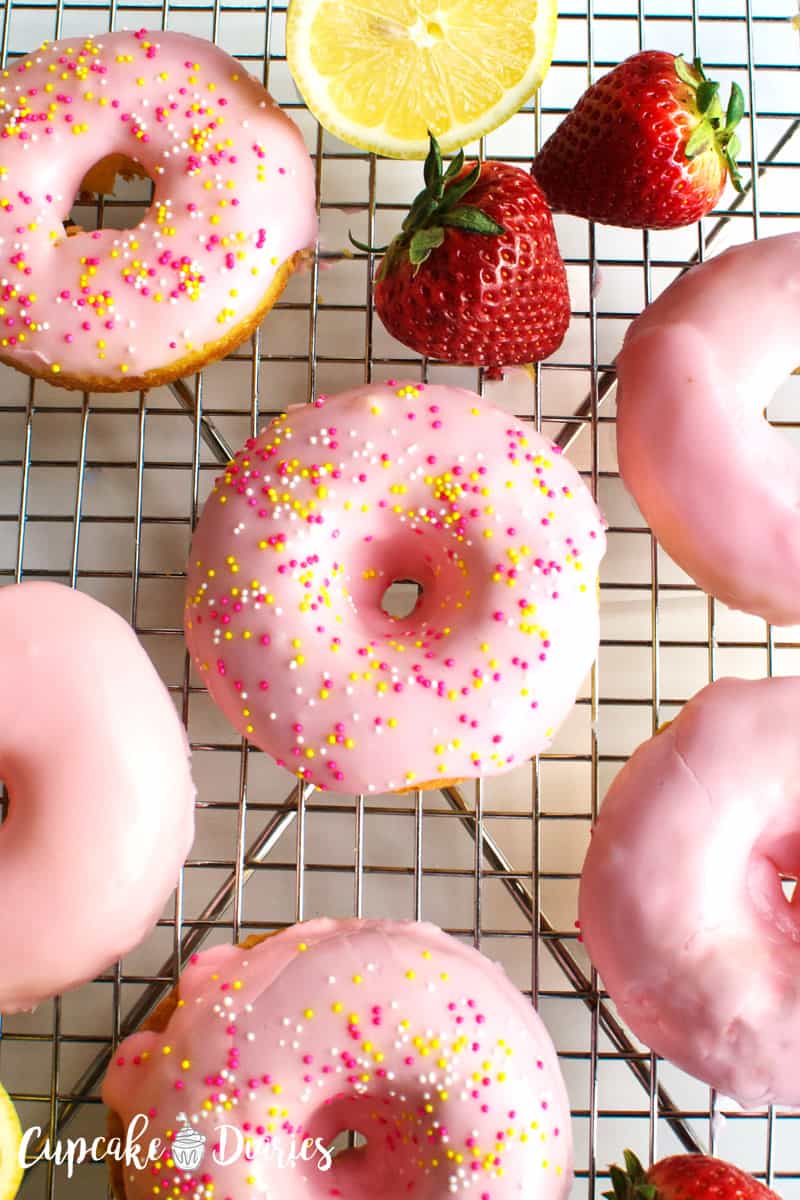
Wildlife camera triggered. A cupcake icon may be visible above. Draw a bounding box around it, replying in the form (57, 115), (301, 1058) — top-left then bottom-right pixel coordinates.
(171, 1116), (207, 1172)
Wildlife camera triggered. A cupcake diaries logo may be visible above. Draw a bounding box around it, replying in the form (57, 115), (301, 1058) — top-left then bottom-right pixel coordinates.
(18, 1113), (334, 1179)
(171, 1120), (207, 1171)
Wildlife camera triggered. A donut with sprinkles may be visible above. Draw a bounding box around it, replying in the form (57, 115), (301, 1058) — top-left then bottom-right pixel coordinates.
(184, 381), (606, 793)
(102, 919), (573, 1200)
(0, 30), (317, 390)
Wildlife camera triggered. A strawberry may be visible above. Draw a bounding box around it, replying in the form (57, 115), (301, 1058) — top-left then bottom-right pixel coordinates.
(352, 134), (570, 378)
(533, 51), (744, 230)
(605, 1150), (780, 1200)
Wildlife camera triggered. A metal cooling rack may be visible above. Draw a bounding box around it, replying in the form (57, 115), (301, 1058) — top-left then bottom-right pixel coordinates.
(0, 1), (798, 1197)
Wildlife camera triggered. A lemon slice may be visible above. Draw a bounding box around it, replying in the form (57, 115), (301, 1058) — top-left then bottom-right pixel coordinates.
(286, 0), (558, 158)
(0, 1083), (23, 1200)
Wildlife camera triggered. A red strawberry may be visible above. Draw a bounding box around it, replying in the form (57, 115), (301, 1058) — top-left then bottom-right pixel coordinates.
(533, 51), (744, 230)
(606, 1150), (780, 1200)
(353, 134), (570, 379)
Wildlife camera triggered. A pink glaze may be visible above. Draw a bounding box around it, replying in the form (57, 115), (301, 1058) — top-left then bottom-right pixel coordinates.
(102, 918), (573, 1200)
(184, 382), (606, 793)
(0, 582), (195, 1013)
(616, 232), (800, 627)
(0, 30), (317, 387)
(579, 676), (800, 1108)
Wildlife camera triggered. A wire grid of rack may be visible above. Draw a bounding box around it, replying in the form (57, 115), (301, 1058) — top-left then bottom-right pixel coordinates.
(0, 0), (798, 1197)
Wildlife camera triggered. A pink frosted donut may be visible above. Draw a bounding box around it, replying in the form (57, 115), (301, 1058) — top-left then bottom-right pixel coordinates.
(0, 30), (317, 391)
(616, 232), (800, 626)
(184, 381), (606, 793)
(102, 918), (573, 1200)
(579, 675), (800, 1108)
(0, 582), (195, 1013)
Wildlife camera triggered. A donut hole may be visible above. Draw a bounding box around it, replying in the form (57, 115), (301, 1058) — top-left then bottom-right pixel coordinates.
(327, 1129), (368, 1158)
(381, 579), (423, 620)
(68, 156), (154, 234)
(305, 1091), (444, 1193)
(351, 530), (494, 640)
(0, 781), (7, 826)
(765, 372), (800, 453)
(749, 830), (800, 936)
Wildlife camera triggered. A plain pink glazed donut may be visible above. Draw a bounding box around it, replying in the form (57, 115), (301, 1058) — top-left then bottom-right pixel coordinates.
(579, 675), (800, 1108)
(616, 232), (800, 626)
(0, 30), (317, 391)
(102, 918), (573, 1200)
(184, 380), (606, 793)
(0, 581), (196, 1013)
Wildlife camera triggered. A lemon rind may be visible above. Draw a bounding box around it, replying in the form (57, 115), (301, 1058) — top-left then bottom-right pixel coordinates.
(0, 1084), (23, 1200)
